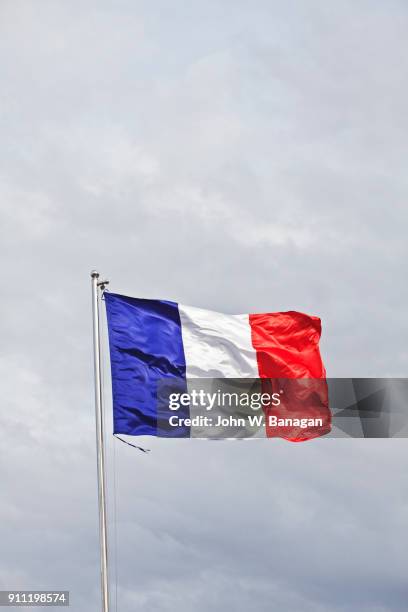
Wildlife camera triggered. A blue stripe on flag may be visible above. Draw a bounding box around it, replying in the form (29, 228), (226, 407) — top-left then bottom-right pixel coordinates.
(104, 292), (189, 437)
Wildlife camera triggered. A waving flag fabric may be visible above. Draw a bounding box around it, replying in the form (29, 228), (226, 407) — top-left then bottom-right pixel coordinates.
(104, 292), (328, 440)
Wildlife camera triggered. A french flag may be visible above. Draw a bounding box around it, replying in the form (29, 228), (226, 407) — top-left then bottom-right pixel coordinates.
(104, 292), (330, 441)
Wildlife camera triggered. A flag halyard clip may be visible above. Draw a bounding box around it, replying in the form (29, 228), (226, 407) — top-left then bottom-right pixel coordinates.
(97, 279), (110, 293)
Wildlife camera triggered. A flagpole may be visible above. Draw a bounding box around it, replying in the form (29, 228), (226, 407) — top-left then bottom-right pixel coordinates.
(91, 270), (110, 612)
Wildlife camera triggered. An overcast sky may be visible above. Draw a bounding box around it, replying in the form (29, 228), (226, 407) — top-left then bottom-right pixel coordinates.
(1, 1), (408, 611)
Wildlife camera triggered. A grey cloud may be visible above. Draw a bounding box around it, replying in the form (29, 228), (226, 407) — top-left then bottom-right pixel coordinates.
(1, 1), (407, 610)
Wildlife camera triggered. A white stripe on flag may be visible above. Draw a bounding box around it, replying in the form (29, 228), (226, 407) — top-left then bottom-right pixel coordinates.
(178, 304), (259, 378)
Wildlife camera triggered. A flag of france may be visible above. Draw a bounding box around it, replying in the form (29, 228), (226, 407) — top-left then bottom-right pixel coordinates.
(104, 292), (327, 440)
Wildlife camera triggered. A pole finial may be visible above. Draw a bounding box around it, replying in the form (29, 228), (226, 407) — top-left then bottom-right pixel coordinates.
(91, 270), (100, 278)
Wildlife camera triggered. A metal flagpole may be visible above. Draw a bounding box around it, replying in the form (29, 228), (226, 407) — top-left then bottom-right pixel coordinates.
(91, 270), (110, 612)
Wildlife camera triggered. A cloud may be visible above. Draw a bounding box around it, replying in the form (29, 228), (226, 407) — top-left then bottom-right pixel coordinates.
(1, 1), (408, 610)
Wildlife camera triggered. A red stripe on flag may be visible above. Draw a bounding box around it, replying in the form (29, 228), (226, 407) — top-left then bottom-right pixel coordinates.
(248, 311), (330, 441)
(248, 311), (325, 378)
